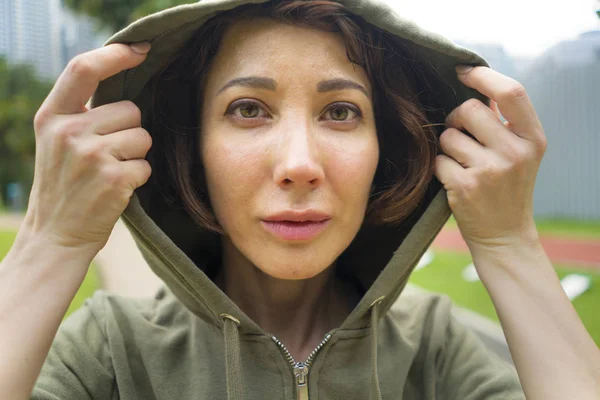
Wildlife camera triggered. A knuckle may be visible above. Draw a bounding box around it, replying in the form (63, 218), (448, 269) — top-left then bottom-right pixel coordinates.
(439, 128), (459, 149)
(34, 107), (52, 132)
(447, 194), (459, 209)
(122, 100), (142, 124)
(60, 118), (86, 137)
(537, 136), (548, 154)
(458, 176), (478, 200)
(53, 126), (79, 146)
(137, 128), (153, 152)
(102, 165), (124, 187)
(505, 144), (530, 165)
(440, 128), (456, 141)
(78, 141), (104, 162)
(128, 160), (152, 190)
(438, 129), (450, 146)
(51, 119), (85, 148)
(502, 82), (527, 101)
(460, 98), (483, 118)
(435, 154), (446, 169)
(140, 161), (152, 183)
(540, 137), (548, 154)
(479, 160), (497, 176)
(67, 55), (94, 78)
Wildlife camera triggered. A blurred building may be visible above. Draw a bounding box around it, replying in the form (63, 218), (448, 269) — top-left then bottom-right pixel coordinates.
(522, 31), (600, 220)
(0, 0), (12, 57)
(0, 0), (105, 81)
(60, 7), (103, 70)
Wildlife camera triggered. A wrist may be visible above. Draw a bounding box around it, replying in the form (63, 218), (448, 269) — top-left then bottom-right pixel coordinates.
(10, 225), (97, 272)
(468, 229), (552, 284)
(466, 221), (541, 256)
(17, 213), (102, 264)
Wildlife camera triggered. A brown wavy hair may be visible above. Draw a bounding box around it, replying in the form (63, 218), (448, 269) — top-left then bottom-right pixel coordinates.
(147, 0), (446, 234)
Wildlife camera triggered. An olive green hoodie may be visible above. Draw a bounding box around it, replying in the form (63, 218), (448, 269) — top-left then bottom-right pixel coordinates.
(33, 0), (525, 399)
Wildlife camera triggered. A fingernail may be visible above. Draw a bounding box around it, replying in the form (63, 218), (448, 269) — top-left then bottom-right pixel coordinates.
(130, 41), (151, 54)
(456, 64), (473, 75)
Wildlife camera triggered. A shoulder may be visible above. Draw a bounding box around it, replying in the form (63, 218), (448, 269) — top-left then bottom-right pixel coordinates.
(33, 286), (192, 399)
(386, 284), (456, 343)
(68, 285), (194, 338)
(391, 283), (454, 314)
(386, 285), (495, 358)
(45, 285), (195, 372)
(386, 285), (525, 399)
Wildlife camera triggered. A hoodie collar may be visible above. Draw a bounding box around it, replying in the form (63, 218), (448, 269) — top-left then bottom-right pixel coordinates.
(92, 0), (488, 335)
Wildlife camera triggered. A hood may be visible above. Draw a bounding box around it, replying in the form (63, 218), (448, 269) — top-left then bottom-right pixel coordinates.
(91, 0), (489, 361)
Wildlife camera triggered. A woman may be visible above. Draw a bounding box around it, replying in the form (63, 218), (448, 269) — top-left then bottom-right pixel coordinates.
(1, 0), (598, 399)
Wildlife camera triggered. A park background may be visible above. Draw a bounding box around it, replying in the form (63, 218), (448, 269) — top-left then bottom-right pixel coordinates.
(1, 0), (599, 363)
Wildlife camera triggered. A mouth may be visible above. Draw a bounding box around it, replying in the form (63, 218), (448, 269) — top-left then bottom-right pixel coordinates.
(260, 219), (331, 241)
(261, 209), (332, 241)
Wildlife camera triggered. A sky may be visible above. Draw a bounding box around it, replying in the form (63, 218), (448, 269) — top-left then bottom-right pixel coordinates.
(386, 0), (600, 57)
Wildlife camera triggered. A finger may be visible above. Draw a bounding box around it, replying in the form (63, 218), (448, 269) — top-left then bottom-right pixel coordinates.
(455, 66), (544, 142)
(435, 154), (465, 187)
(121, 159), (152, 191)
(87, 101), (142, 135)
(439, 128), (488, 168)
(445, 98), (516, 149)
(43, 43), (151, 115)
(102, 127), (152, 161)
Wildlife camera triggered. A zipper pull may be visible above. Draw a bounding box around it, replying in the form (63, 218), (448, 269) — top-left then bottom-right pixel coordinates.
(294, 362), (309, 400)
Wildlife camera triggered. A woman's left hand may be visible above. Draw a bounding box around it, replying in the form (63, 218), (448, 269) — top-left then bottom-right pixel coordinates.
(434, 66), (547, 251)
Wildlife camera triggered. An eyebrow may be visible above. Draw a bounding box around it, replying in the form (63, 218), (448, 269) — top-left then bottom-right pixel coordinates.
(216, 76), (369, 98)
(317, 78), (369, 98)
(216, 76), (277, 94)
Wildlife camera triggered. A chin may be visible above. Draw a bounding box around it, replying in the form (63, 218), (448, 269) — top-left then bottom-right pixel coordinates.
(222, 227), (347, 281)
(259, 265), (326, 281)
(251, 248), (337, 281)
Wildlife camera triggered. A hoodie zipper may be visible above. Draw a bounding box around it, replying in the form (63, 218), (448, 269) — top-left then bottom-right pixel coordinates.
(271, 333), (332, 400)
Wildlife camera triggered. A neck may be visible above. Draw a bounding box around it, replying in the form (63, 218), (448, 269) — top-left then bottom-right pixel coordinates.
(214, 238), (358, 362)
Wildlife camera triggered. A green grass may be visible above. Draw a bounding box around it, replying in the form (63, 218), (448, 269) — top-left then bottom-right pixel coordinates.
(444, 215), (600, 239)
(0, 230), (100, 320)
(0, 231), (16, 257)
(408, 250), (600, 346)
(534, 219), (600, 239)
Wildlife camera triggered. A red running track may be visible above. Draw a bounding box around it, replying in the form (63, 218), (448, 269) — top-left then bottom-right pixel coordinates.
(433, 229), (600, 271)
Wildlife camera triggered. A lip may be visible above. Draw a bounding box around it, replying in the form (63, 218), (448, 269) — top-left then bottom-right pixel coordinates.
(260, 219), (331, 241)
(261, 210), (332, 241)
(263, 210), (331, 222)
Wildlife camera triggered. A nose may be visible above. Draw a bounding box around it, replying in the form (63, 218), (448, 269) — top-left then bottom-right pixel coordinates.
(273, 119), (325, 189)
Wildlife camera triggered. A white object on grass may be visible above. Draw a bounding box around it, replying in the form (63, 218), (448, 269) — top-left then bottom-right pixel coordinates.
(462, 263), (480, 282)
(415, 249), (434, 271)
(560, 274), (592, 301)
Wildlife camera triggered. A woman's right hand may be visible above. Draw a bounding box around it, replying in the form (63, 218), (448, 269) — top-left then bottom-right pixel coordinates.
(24, 43), (153, 259)
(0, 43), (154, 400)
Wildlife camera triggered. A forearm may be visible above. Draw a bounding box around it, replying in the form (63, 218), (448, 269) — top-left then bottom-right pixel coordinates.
(0, 227), (92, 400)
(471, 234), (600, 400)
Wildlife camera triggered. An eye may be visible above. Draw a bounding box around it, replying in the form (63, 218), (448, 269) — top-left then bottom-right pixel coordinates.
(225, 100), (269, 119)
(323, 103), (363, 122)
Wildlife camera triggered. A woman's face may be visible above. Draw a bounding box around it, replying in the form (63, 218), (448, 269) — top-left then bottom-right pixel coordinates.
(200, 19), (379, 280)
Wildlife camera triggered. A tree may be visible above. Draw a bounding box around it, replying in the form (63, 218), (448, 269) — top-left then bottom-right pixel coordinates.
(0, 57), (52, 208)
(64, 0), (192, 32)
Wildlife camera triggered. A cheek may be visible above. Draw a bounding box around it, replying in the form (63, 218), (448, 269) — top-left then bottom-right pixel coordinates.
(201, 135), (265, 221)
(323, 134), (379, 198)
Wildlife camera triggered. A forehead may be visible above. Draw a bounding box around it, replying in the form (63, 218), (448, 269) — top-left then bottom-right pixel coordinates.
(204, 18), (371, 91)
